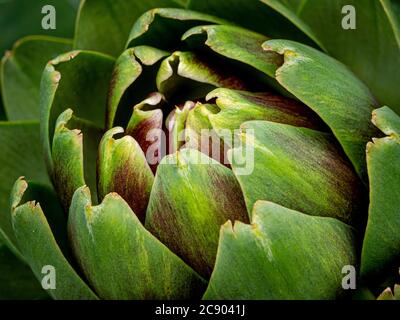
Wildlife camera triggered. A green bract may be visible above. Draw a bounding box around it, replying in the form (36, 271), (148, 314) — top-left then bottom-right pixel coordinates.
(0, 0), (399, 300)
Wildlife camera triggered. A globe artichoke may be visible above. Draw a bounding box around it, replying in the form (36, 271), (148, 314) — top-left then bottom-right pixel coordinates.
(0, 0), (399, 301)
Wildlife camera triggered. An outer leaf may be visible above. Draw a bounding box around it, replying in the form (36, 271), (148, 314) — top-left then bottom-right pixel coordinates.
(10, 179), (69, 255)
(182, 25), (281, 79)
(10, 179), (98, 300)
(127, 8), (229, 50)
(0, 0), (77, 55)
(74, 0), (182, 57)
(98, 127), (154, 223)
(261, 0), (400, 113)
(1, 36), (72, 121)
(182, 25), (289, 94)
(230, 121), (364, 225)
(107, 46), (168, 129)
(361, 106), (400, 278)
(146, 148), (249, 278)
(263, 40), (379, 181)
(187, 0), (319, 47)
(1, 174), (62, 300)
(204, 201), (356, 300)
(68, 186), (206, 300)
(0, 122), (51, 258)
(40, 50), (115, 175)
(0, 243), (48, 300)
(52, 109), (102, 211)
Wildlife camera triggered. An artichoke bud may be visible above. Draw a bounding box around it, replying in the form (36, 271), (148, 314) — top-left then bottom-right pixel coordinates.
(2, 1), (400, 302)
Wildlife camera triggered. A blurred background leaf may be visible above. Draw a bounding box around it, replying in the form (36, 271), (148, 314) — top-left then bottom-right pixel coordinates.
(0, 92), (5, 121)
(1, 36), (72, 121)
(0, 0), (78, 56)
(0, 243), (48, 300)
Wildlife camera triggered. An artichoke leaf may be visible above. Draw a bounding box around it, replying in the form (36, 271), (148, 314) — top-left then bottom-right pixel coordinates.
(107, 46), (168, 129)
(68, 186), (206, 300)
(156, 51), (247, 102)
(10, 179), (68, 256)
(127, 92), (165, 137)
(146, 148), (249, 278)
(230, 120), (365, 225)
(127, 8), (230, 50)
(40, 50), (115, 176)
(126, 92), (165, 172)
(0, 121), (51, 259)
(261, 0), (400, 113)
(204, 201), (357, 300)
(98, 127), (154, 223)
(361, 106), (400, 279)
(10, 178), (98, 300)
(1, 36), (72, 121)
(263, 39), (379, 181)
(207, 88), (324, 133)
(185, 103), (229, 164)
(52, 109), (102, 211)
(74, 0), (183, 57)
(182, 24), (287, 93)
(182, 25), (281, 79)
(166, 101), (194, 155)
(187, 0), (318, 47)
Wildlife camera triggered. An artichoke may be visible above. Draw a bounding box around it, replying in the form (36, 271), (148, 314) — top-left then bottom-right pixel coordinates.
(0, 0), (399, 300)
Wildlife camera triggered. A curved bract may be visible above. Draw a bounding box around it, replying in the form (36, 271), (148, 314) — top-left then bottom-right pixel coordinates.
(204, 201), (356, 300)
(0, 0), (399, 300)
